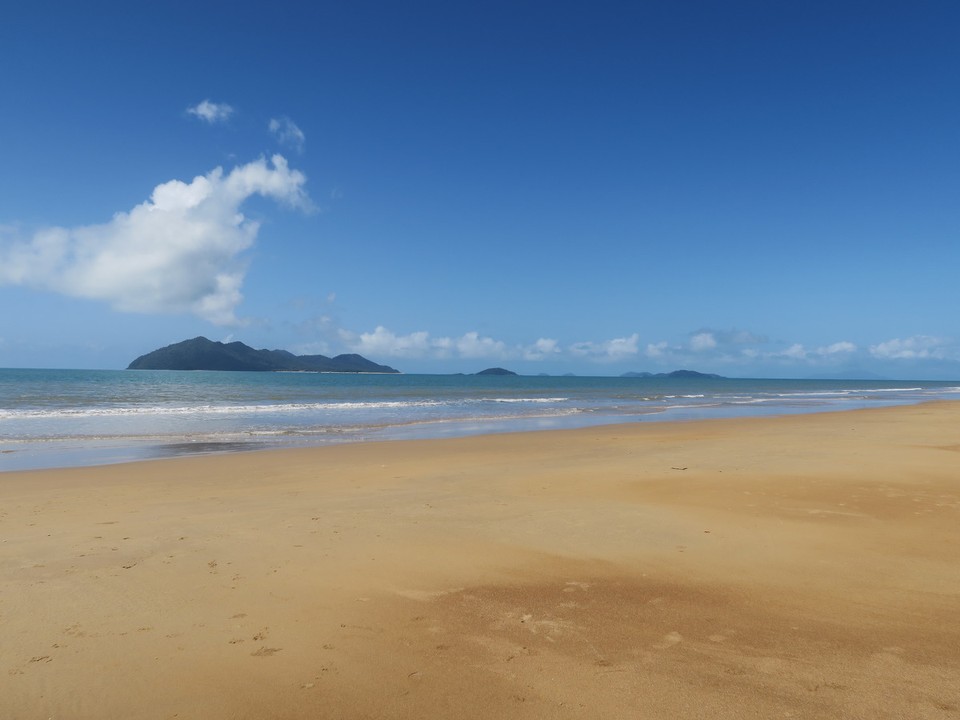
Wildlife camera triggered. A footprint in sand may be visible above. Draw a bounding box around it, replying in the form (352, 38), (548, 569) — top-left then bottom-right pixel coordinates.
(653, 631), (683, 650)
(251, 647), (281, 657)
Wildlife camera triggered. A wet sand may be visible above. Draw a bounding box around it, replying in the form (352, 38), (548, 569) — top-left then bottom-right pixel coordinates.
(2, 402), (958, 719)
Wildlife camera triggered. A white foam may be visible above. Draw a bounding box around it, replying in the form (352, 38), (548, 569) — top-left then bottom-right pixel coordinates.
(854, 387), (922, 393)
(0, 399), (449, 420)
(485, 397), (568, 404)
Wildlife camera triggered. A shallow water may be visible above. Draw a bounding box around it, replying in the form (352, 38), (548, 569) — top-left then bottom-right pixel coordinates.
(2, 369), (958, 471)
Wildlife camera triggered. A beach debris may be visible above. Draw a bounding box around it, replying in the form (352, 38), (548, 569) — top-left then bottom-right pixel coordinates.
(671, 466), (688, 470)
(251, 647), (281, 657)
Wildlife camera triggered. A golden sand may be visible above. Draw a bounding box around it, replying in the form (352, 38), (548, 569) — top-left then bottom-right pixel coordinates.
(2, 402), (958, 719)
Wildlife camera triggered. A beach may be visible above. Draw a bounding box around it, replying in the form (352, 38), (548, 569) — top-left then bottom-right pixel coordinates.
(2, 402), (958, 719)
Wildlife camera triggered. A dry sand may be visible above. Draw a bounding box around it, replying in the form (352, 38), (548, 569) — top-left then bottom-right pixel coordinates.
(2, 402), (959, 719)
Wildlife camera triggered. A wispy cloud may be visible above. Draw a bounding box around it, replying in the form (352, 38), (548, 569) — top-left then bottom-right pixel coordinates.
(615, 329), (859, 369)
(818, 341), (856, 355)
(870, 335), (950, 360)
(688, 328), (767, 352)
(187, 99), (234, 124)
(0, 155), (310, 325)
(689, 332), (717, 352)
(569, 334), (639, 361)
(778, 343), (808, 360)
(645, 341), (669, 359)
(269, 117), (306, 153)
(740, 340), (857, 363)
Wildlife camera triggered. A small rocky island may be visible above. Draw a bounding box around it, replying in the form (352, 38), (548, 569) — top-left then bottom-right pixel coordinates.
(128, 337), (399, 373)
(475, 367), (518, 376)
(620, 369), (725, 379)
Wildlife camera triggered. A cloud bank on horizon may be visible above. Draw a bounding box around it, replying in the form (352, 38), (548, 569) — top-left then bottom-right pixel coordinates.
(328, 324), (959, 373)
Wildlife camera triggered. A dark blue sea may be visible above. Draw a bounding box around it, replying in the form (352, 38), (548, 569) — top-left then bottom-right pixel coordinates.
(1, 369), (958, 471)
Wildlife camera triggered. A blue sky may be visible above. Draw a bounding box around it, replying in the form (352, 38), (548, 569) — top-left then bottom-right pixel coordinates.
(1, 1), (958, 378)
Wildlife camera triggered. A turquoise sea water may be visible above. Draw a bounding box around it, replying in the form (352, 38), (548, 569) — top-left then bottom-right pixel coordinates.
(1, 368), (958, 471)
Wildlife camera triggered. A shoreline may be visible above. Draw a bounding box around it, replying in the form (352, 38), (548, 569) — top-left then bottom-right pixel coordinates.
(3, 392), (954, 473)
(3, 402), (959, 718)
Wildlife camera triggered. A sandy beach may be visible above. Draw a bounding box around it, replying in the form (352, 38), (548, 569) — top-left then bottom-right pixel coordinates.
(2, 402), (958, 719)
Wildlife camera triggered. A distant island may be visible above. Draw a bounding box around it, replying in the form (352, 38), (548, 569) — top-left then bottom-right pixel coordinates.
(620, 369), (725, 379)
(475, 367), (518, 376)
(128, 337), (400, 373)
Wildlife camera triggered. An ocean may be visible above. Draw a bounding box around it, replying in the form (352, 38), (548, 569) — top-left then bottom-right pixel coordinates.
(1, 368), (958, 471)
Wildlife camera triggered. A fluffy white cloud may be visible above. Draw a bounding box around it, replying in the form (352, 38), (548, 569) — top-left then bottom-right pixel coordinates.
(870, 336), (949, 360)
(523, 338), (560, 360)
(339, 326), (520, 362)
(456, 331), (507, 359)
(0, 155), (310, 325)
(340, 326), (434, 358)
(269, 117), (306, 153)
(187, 99), (234, 124)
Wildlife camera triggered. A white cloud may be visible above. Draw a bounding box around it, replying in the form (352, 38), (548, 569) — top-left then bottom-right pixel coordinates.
(0, 155), (310, 325)
(817, 341), (856, 355)
(570, 333), (639, 361)
(317, 320), (955, 373)
(575, 328), (859, 369)
(688, 328), (767, 352)
(339, 326), (516, 362)
(340, 326), (434, 358)
(689, 332), (717, 352)
(524, 338), (560, 360)
(187, 99), (234, 124)
(780, 343), (808, 360)
(759, 339), (858, 363)
(269, 117), (306, 153)
(645, 341), (669, 358)
(870, 336), (949, 360)
(457, 332), (507, 359)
